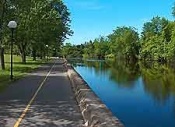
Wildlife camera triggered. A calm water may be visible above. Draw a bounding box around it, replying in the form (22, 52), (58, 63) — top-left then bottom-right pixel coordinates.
(71, 60), (175, 127)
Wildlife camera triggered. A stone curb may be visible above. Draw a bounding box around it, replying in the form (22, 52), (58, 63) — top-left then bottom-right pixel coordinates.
(67, 65), (124, 127)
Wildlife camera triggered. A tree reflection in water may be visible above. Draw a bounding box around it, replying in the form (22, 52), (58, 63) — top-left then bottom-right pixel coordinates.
(140, 62), (175, 104)
(72, 59), (175, 105)
(71, 59), (175, 126)
(107, 60), (140, 89)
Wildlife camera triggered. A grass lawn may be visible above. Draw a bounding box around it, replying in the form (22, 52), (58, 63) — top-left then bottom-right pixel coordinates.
(0, 55), (46, 91)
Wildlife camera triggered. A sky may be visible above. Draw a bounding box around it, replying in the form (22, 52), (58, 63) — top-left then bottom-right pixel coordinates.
(63, 0), (175, 45)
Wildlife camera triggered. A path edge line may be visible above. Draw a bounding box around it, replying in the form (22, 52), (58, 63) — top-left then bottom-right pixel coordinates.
(14, 61), (56, 127)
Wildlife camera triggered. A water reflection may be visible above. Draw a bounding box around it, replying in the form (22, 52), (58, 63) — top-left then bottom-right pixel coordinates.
(70, 59), (175, 127)
(107, 60), (140, 89)
(140, 62), (175, 104)
(73, 59), (175, 104)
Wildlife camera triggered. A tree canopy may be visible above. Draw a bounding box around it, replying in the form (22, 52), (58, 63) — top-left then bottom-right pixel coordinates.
(0, 0), (72, 69)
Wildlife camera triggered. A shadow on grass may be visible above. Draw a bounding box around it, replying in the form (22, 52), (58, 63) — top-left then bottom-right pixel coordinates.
(5, 62), (47, 66)
(5, 57), (57, 66)
(2, 66), (39, 74)
(13, 66), (36, 73)
(0, 75), (11, 92)
(0, 61), (64, 93)
(0, 83), (10, 93)
(0, 62), (46, 92)
(0, 74), (24, 93)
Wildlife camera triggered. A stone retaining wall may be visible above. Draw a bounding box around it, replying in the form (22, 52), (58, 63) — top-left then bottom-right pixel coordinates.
(67, 65), (124, 127)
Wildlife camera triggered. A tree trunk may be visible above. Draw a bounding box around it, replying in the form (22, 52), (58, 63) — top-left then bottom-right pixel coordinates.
(18, 43), (27, 64)
(0, 0), (6, 70)
(40, 49), (43, 59)
(21, 51), (26, 64)
(0, 47), (5, 70)
(32, 48), (36, 61)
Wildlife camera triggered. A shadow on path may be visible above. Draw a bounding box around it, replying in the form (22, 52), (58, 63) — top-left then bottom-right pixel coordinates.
(0, 60), (84, 127)
(21, 101), (83, 127)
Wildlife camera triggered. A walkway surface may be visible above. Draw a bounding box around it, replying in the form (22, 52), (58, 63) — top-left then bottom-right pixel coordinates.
(0, 59), (84, 127)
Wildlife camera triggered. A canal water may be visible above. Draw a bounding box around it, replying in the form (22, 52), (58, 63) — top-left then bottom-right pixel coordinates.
(70, 59), (175, 127)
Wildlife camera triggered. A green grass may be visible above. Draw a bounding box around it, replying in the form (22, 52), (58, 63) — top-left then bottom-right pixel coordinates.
(0, 55), (46, 91)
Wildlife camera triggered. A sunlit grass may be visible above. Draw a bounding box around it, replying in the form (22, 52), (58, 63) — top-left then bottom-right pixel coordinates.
(0, 54), (46, 91)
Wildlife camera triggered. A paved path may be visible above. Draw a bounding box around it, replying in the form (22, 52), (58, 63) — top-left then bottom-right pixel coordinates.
(0, 59), (84, 127)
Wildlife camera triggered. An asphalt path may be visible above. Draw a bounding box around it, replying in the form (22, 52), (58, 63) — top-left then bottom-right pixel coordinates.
(0, 59), (83, 127)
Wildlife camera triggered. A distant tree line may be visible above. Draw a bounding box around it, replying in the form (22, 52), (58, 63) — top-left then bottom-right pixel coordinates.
(62, 3), (175, 63)
(0, 0), (72, 70)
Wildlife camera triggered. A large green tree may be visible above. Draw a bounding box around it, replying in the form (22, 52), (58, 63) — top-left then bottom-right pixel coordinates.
(140, 16), (169, 61)
(108, 26), (140, 61)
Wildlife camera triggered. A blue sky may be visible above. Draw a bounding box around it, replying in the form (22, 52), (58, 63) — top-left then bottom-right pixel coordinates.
(63, 0), (175, 44)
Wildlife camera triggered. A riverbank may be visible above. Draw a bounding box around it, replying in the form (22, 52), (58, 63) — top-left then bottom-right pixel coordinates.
(67, 64), (124, 127)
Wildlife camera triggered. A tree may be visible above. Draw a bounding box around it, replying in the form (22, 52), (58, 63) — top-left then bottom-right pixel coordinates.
(140, 17), (169, 61)
(2, 0), (73, 63)
(0, 0), (7, 70)
(93, 37), (109, 59)
(108, 26), (140, 61)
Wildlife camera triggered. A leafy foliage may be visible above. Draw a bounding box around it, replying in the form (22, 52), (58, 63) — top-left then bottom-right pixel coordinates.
(64, 15), (175, 63)
(0, 0), (72, 67)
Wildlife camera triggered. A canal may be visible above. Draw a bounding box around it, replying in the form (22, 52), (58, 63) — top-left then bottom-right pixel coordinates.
(70, 59), (175, 127)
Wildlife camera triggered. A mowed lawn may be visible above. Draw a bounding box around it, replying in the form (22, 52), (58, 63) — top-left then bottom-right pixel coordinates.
(0, 55), (45, 90)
